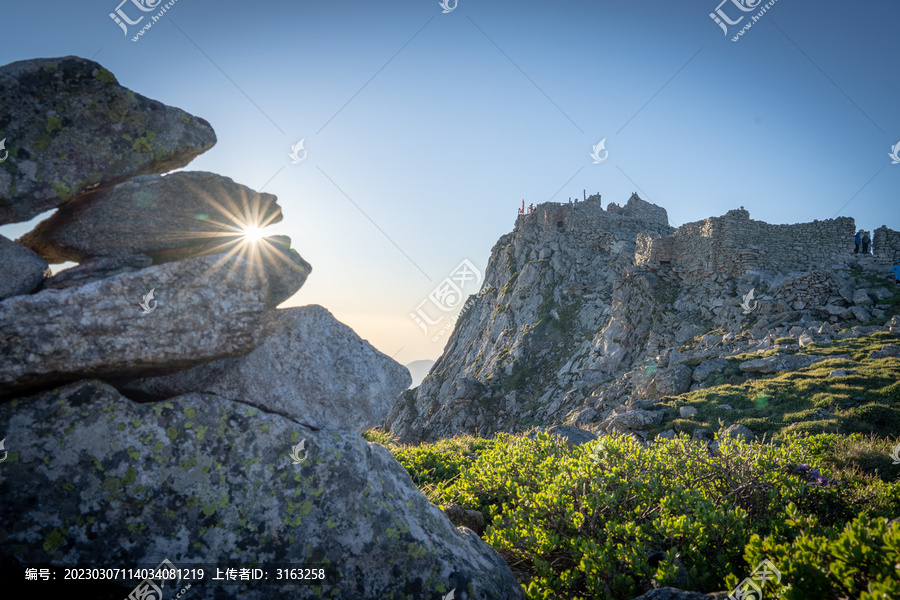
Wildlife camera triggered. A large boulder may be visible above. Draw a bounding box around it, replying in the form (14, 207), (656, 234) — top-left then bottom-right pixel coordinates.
(0, 56), (216, 225)
(117, 305), (411, 432)
(0, 247), (311, 398)
(0, 380), (525, 599)
(40, 253), (152, 290)
(0, 234), (48, 300)
(18, 172), (281, 264)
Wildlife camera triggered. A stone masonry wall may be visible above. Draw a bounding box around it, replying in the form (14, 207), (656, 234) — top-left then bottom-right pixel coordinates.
(874, 226), (900, 263)
(637, 208), (855, 280)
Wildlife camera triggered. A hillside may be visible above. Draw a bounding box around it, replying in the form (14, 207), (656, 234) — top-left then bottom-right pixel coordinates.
(368, 331), (900, 599)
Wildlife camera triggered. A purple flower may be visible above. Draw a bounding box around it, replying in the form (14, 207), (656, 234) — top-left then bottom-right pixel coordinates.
(816, 477), (830, 486)
(809, 469), (821, 478)
(794, 464), (809, 473)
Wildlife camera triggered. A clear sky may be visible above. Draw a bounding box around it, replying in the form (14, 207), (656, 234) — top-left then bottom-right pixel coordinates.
(1, 0), (898, 364)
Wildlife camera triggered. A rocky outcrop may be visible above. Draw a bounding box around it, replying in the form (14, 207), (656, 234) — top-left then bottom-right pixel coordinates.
(387, 192), (899, 445)
(118, 305), (411, 432)
(18, 171), (281, 264)
(0, 246), (310, 399)
(0, 56), (216, 225)
(0, 234), (48, 300)
(40, 253), (152, 290)
(738, 354), (849, 374)
(0, 380), (524, 600)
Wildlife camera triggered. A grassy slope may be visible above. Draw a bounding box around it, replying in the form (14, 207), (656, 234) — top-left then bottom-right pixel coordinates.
(364, 332), (900, 599)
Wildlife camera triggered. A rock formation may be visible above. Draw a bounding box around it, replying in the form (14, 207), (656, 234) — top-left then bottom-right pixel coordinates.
(0, 56), (524, 600)
(387, 196), (900, 444)
(0, 56), (216, 225)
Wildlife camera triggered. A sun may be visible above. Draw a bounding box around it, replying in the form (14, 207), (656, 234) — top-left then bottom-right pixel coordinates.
(242, 225), (263, 242)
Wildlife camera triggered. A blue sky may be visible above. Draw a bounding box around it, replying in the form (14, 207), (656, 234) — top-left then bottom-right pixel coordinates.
(1, 0), (898, 363)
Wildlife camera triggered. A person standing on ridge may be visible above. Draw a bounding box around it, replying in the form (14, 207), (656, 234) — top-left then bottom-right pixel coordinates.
(862, 231), (871, 254)
(854, 230), (861, 254)
(890, 261), (900, 287)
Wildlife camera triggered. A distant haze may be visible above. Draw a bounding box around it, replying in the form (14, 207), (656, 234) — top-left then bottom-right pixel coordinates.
(405, 360), (435, 389)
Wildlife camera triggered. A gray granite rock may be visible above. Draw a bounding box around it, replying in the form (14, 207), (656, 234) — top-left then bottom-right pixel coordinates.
(0, 56), (216, 225)
(0, 234), (48, 300)
(739, 354), (849, 374)
(0, 380), (525, 600)
(0, 249), (310, 398)
(18, 171), (281, 264)
(117, 305), (410, 433)
(692, 358), (729, 382)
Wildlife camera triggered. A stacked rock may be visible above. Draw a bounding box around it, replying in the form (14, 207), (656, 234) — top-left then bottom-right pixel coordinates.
(0, 56), (524, 600)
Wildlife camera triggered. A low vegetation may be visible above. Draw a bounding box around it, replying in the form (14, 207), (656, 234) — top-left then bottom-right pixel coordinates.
(363, 333), (900, 599)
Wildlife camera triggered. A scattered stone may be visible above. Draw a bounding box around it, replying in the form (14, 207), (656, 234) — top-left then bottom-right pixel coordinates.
(849, 305), (871, 322)
(691, 428), (713, 443)
(739, 354), (850, 374)
(852, 288), (873, 306)
(655, 429), (676, 440)
(643, 365), (693, 398)
(718, 404), (733, 410)
(721, 424), (754, 442)
(798, 333), (815, 347)
(679, 406), (698, 418)
(0, 56), (216, 225)
(0, 234), (48, 300)
(18, 172), (281, 264)
(118, 305), (409, 432)
(872, 287), (894, 301)
(869, 345), (900, 360)
(605, 410), (665, 430)
(692, 357), (729, 382)
(545, 425), (599, 446)
(0, 250), (310, 398)
(0, 380), (524, 600)
(890, 316), (900, 333)
(443, 504), (486, 536)
(828, 369), (856, 378)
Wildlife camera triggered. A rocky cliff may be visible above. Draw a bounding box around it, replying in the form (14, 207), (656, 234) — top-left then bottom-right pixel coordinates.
(386, 197), (900, 444)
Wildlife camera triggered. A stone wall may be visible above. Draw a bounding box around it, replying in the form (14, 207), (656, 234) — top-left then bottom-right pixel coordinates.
(637, 208), (855, 280)
(874, 226), (900, 263)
